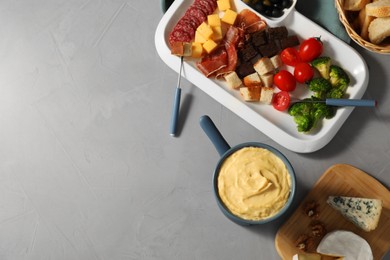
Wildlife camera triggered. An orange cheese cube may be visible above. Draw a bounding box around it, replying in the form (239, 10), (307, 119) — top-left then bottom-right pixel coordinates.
(203, 39), (218, 54)
(191, 42), (203, 58)
(217, 0), (231, 11)
(195, 30), (208, 43)
(207, 14), (221, 27)
(211, 26), (223, 41)
(221, 9), (237, 25)
(197, 22), (213, 40)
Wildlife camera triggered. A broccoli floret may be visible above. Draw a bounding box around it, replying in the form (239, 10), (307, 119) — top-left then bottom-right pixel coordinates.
(288, 99), (318, 133)
(308, 78), (332, 99)
(288, 97), (336, 132)
(293, 115), (313, 132)
(311, 101), (335, 120)
(327, 88), (344, 99)
(311, 56), (331, 79)
(329, 65), (350, 91)
(288, 100), (312, 117)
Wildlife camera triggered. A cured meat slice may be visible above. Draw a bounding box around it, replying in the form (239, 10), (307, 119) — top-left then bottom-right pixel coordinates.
(185, 5), (207, 26)
(236, 9), (267, 33)
(196, 47), (228, 77)
(169, 29), (192, 46)
(194, 0), (214, 15)
(196, 26), (242, 77)
(176, 19), (196, 38)
(215, 26), (240, 77)
(204, 0), (218, 10)
(178, 16), (198, 31)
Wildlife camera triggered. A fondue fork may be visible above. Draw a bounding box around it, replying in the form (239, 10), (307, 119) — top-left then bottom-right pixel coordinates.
(291, 98), (377, 107)
(170, 56), (183, 137)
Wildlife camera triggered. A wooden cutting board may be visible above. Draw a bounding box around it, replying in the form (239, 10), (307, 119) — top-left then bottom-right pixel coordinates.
(275, 164), (390, 259)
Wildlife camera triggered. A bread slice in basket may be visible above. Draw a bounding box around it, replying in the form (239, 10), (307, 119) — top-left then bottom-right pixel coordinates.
(366, 0), (390, 17)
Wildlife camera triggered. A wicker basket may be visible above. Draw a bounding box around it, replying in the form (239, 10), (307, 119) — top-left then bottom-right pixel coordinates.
(335, 0), (390, 54)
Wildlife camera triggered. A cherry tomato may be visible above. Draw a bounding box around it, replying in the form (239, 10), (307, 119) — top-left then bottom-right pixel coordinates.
(280, 47), (301, 66)
(299, 37), (323, 62)
(274, 70), (296, 92)
(272, 91), (291, 111)
(294, 62), (314, 83)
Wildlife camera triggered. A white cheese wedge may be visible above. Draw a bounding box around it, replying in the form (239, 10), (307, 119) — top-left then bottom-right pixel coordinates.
(317, 230), (373, 260)
(327, 196), (382, 231)
(292, 252), (343, 260)
(292, 253), (321, 260)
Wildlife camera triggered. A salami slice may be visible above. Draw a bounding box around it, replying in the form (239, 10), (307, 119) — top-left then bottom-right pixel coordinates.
(176, 19), (196, 38)
(179, 16), (198, 31)
(204, 0), (218, 10)
(194, 0), (213, 15)
(169, 29), (192, 46)
(185, 5), (207, 26)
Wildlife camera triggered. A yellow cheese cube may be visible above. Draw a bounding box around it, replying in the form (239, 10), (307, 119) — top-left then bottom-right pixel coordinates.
(197, 22), (213, 40)
(217, 0), (231, 11)
(211, 26), (223, 41)
(221, 9), (237, 25)
(195, 30), (208, 43)
(191, 42), (203, 58)
(203, 39), (218, 54)
(207, 14), (221, 27)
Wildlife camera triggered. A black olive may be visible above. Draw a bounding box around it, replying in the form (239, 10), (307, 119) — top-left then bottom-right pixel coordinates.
(269, 0), (282, 4)
(271, 7), (283, 17)
(273, 3), (283, 9)
(265, 8), (272, 16)
(263, 0), (272, 7)
(254, 2), (265, 12)
(282, 0), (292, 9)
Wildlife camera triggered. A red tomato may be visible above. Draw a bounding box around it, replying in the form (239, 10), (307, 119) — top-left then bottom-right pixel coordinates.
(294, 62), (314, 83)
(299, 37), (323, 62)
(274, 70), (296, 92)
(280, 47), (301, 66)
(272, 91), (291, 111)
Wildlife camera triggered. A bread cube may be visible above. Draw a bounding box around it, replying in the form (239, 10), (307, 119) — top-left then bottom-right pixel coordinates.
(240, 86), (261, 102)
(217, 0), (231, 11)
(270, 55), (283, 69)
(254, 57), (275, 75)
(260, 73), (274, 87)
(182, 42), (192, 56)
(221, 9), (237, 25)
(224, 71), (242, 89)
(243, 72), (262, 87)
(170, 41), (184, 56)
(260, 87), (274, 104)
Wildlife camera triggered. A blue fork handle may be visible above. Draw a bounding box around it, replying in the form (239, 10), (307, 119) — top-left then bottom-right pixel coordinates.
(170, 88), (181, 137)
(199, 115), (231, 157)
(326, 99), (377, 107)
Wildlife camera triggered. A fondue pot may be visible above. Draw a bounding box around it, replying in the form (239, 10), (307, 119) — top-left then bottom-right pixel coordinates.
(199, 115), (296, 225)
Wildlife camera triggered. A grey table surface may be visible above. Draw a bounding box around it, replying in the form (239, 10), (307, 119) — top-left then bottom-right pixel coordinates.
(1, 0), (389, 259)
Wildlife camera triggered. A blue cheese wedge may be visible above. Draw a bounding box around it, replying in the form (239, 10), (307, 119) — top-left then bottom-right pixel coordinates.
(327, 196), (382, 232)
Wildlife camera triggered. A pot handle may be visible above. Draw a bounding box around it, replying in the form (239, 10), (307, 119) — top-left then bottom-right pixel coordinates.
(199, 115), (231, 157)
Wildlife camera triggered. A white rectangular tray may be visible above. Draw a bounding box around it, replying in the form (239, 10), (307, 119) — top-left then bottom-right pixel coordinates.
(155, 0), (369, 153)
